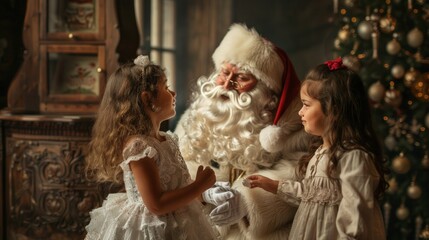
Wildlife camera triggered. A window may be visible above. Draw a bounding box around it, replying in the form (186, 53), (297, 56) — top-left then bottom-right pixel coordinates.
(135, 0), (176, 91)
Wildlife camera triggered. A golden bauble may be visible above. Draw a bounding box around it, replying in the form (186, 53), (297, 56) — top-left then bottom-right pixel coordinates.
(391, 64), (405, 79)
(407, 184), (422, 199)
(404, 68), (420, 87)
(396, 204), (410, 220)
(368, 81), (385, 102)
(338, 27), (352, 43)
(385, 135), (397, 151)
(380, 17), (397, 33)
(357, 21), (373, 40)
(386, 39), (401, 55)
(407, 28), (424, 48)
(420, 225), (429, 239)
(334, 38), (341, 50)
(384, 89), (402, 108)
(392, 153), (411, 174)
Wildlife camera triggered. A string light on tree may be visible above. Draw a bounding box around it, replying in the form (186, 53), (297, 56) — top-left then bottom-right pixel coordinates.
(411, 73), (429, 102)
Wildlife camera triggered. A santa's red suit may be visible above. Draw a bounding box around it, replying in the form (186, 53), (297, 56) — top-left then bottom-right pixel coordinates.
(175, 24), (310, 239)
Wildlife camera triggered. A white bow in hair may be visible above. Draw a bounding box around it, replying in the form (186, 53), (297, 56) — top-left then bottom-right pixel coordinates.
(134, 55), (151, 67)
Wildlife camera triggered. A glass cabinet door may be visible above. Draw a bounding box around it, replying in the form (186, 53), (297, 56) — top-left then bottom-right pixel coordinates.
(40, 0), (105, 41)
(39, 45), (106, 113)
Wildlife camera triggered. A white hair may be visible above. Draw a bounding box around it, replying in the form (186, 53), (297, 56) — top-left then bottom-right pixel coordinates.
(178, 73), (281, 172)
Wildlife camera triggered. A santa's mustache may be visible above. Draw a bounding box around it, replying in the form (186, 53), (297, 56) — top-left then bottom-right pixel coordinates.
(200, 81), (252, 110)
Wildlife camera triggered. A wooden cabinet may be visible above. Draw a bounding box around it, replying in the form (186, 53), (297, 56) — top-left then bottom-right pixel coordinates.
(1, 0), (122, 239)
(7, 0), (119, 114)
(0, 114), (119, 240)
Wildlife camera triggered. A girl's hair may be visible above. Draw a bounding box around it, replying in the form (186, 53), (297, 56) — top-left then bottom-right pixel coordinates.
(297, 63), (388, 198)
(85, 61), (165, 183)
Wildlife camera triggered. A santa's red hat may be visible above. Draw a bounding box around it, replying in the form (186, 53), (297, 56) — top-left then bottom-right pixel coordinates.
(212, 23), (301, 153)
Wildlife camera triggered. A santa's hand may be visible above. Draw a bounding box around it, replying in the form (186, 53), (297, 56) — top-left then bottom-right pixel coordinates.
(209, 190), (247, 226)
(201, 181), (235, 206)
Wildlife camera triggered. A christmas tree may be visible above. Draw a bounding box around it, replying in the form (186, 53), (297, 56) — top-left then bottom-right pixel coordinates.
(332, 0), (429, 239)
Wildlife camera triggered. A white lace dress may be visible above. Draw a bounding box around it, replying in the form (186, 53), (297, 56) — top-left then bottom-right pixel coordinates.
(85, 131), (218, 240)
(277, 147), (386, 240)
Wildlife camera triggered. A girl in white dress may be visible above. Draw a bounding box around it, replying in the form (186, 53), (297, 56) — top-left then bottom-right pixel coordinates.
(84, 55), (220, 240)
(244, 58), (388, 240)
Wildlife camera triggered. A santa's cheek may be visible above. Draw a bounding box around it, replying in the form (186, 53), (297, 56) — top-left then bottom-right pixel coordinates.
(238, 84), (256, 93)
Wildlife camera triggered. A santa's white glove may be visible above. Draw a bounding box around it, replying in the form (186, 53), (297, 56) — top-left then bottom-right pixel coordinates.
(209, 189), (247, 226)
(202, 181), (235, 206)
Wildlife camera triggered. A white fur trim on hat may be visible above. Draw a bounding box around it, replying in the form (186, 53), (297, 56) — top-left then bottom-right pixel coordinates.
(212, 24), (284, 94)
(259, 125), (285, 153)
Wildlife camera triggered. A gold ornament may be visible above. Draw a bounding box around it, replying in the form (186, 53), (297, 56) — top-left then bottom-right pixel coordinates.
(391, 64), (405, 79)
(411, 72), (429, 102)
(404, 68), (420, 87)
(380, 16), (396, 33)
(396, 203), (410, 220)
(407, 28), (424, 48)
(384, 88), (402, 108)
(385, 135), (397, 150)
(386, 38), (401, 55)
(344, 0), (356, 7)
(392, 152), (411, 174)
(334, 38), (341, 50)
(338, 26), (352, 43)
(357, 20), (373, 40)
(368, 81), (386, 102)
(407, 182), (422, 199)
(420, 225), (429, 239)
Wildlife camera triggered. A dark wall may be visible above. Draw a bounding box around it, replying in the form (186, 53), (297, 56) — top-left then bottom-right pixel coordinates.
(233, 0), (337, 79)
(0, 0), (27, 109)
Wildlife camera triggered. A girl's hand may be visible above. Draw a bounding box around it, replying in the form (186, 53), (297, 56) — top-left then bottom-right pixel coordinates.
(195, 165), (216, 191)
(245, 175), (279, 194)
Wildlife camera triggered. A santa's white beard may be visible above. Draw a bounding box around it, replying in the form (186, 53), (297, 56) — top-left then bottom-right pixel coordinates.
(179, 76), (280, 172)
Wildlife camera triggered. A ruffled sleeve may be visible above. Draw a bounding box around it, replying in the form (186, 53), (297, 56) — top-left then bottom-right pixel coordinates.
(336, 149), (381, 239)
(276, 179), (303, 207)
(120, 136), (159, 171)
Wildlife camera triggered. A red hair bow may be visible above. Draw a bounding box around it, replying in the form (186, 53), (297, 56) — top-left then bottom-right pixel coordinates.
(324, 57), (344, 71)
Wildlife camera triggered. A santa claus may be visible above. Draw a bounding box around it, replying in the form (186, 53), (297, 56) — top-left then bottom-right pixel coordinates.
(175, 23), (310, 239)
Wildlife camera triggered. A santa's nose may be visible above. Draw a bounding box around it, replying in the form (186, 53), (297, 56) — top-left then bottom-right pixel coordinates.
(223, 75), (234, 90)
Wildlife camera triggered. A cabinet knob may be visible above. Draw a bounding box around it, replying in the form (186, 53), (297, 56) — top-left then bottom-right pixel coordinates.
(68, 33), (74, 39)
(97, 67), (103, 73)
